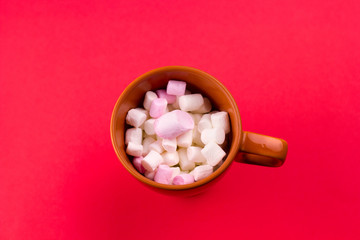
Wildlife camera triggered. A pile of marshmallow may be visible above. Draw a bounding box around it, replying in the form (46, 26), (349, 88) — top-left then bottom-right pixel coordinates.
(125, 80), (230, 185)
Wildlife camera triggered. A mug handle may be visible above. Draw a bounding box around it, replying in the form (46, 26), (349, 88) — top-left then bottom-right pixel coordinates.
(235, 131), (288, 167)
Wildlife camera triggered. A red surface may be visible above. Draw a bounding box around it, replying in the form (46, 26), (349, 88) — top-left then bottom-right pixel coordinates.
(1, 0), (360, 239)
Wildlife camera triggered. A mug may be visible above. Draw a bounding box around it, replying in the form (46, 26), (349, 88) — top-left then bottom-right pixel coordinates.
(110, 66), (288, 195)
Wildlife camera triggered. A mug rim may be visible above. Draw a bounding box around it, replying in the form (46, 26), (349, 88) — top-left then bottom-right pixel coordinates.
(110, 66), (242, 191)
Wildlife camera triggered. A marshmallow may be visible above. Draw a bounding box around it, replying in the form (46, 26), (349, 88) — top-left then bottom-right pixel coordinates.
(142, 136), (156, 156)
(201, 142), (226, 166)
(170, 167), (181, 182)
(189, 113), (202, 124)
(187, 146), (207, 164)
(144, 119), (156, 136)
(192, 97), (212, 113)
(192, 126), (205, 147)
(154, 165), (173, 184)
(126, 108), (147, 128)
(211, 111), (230, 134)
(142, 150), (163, 172)
(161, 151), (179, 166)
(167, 80), (186, 96)
(150, 98), (167, 118)
(197, 114), (212, 132)
(172, 174), (195, 185)
(177, 130), (193, 148)
(154, 110), (194, 139)
(125, 128), (142, 145)
(149, 139), (165, 154)
(156, 89), (176, 104)
(178, 148), (195, 171)
(143, 91), (158, 110)
(179, 94), (204, 112)
(144, 170), (156, 180)
(126, 142), (143, 157)
(133, 156), (146, 174)
(191, 165), (213, 181)
(201, 128), (225, 145)
(162, 138), (177, 152)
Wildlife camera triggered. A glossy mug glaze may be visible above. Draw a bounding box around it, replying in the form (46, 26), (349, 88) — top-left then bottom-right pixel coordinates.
(110, 66), (288, 195)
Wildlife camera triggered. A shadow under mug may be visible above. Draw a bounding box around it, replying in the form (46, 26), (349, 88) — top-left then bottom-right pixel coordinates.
(110, 66), (288, 195)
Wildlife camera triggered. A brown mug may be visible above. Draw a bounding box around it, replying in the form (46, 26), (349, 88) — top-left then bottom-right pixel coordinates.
(110, 66), (288, 195)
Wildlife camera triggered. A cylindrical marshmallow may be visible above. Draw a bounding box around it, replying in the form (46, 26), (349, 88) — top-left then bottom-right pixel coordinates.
(191, 165), (213, 181)
(150, 98), (167, 118)
(178, 148), (195, 171)
(179, 94), (204, 112)
(187, 146), (207, 164)
(192, 97), (212, 113)
(154, 110), (194, 139)
(126, 108), (147, 128)
(133, 156), (146, 174)
(201, 142), (226, 166)
(143, 91), (158, 110)
(144, 119), (156, 136)
(154, 165), (173, 184)
(162, 138), (177, 152)
(177, 130), (193, 148)
(144, 170), (156, 180)
(161, 151), (180, 166)
(142, 150), (163, 172)
(125, 128), (142, 145)
(166, 80), (186, 96)
(142, 136), (156, 156)
(149, 139), (164, 154)
(192, 126), (205, 147)
(211, 111), (230, 134)
(126, 142), (143, 157)
(156, 89), (176, 104)
(189, 113), (202, 124)
(170, 167), (181, 182)
(197, 114), (212, 132)
(201, 128), (225, 145)
(172, 174), (195, 185)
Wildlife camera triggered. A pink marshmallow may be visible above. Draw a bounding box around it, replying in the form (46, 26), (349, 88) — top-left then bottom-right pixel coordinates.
(172, 174), (195, 185)
(154, 110), (194, 139)
(156, 89), (176, 104)
(166, 80), (186, 96)
(154, 165), (173, 184)
(150, 98), (167, 118)
(133, 156), (146, 174)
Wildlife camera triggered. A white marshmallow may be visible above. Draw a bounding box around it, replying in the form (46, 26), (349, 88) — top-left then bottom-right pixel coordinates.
(154, 110), (194, 139)
(192, 97), (212, 113)
(154, 165), (173, 184)
(161, 151), (179, 166)
(177, 130), (193, 148)
(144, 170), (156, 180)
(126, 142), (143, 157)
(142, 136), (156, 156)
(191, 165), (213, 181)
(149, 139), (164, 154)
(142, 150), (163, 172)
(211, 111), (230, 134)
(178, 148), (195, 171)
(126, 108), (147, 128)
(143, 91), (158, 110)
(170, 167), (181, 182)
(144, 119), (156, 136)
(179, 94), (204, 112)
(125, 128), (142, 145)
(201, 142), (226, 166)
(189, 113), (202, 124)
(162, 138), (177, 152)
(201, 128), (225, 145)
(172, 174), (195, 185)
(187, 146), (207, 164)
(197, 114), (212, 132)
(192, 126), (205, 147)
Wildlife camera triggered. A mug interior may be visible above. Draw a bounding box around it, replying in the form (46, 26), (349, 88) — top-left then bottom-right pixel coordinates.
(110, 66), (242, 190)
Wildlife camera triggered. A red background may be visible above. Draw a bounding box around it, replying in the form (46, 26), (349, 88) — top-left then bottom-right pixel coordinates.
(1, 0), (359, 239)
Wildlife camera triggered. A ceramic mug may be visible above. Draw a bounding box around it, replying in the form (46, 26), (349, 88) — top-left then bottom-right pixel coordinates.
(110, 66), (288, 195)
